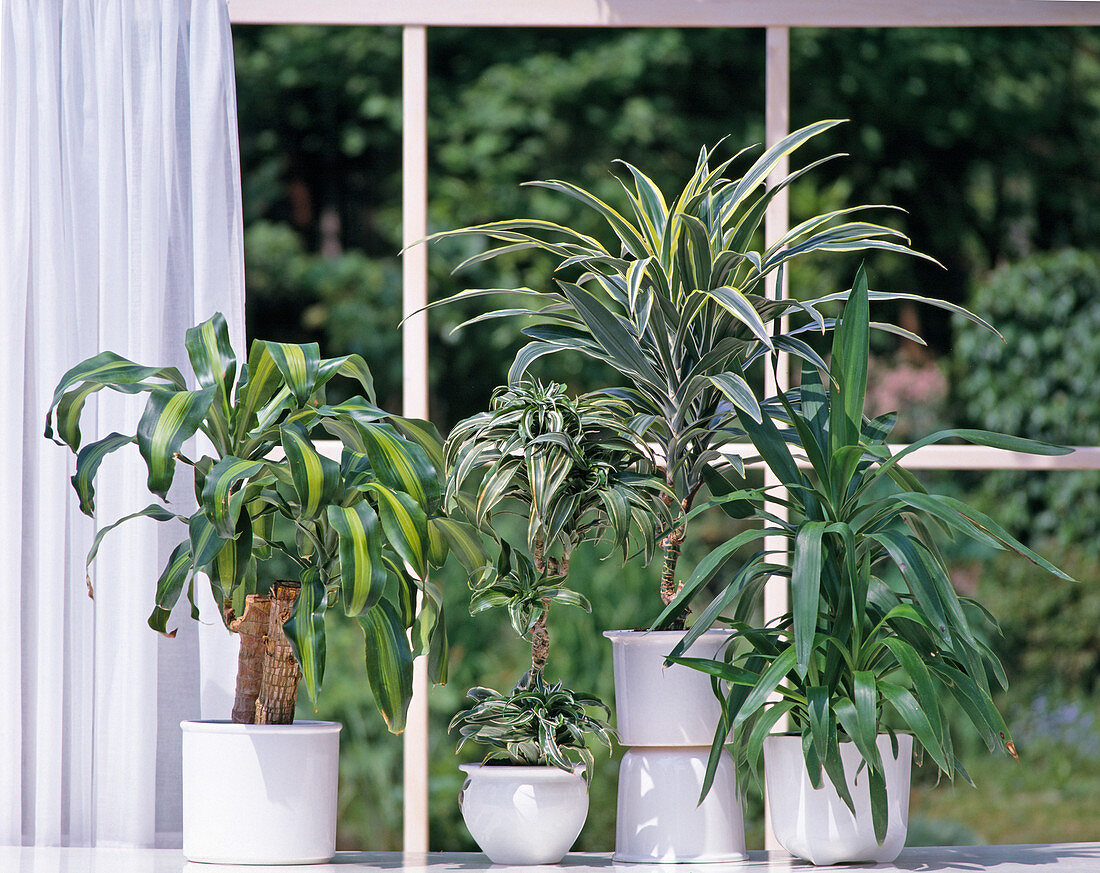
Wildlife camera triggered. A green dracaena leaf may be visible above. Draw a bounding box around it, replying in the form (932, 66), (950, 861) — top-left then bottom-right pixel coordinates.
(829, 264), (869, 456)
(261, 340), (320, 408)
(86, 504), (181, 579)
(366, 483), (430, 578)
(188, 509), (229, 569)
(206, 510), (254, 615)
(200, 456), (267, 538)
(359, 422), (441, 512)
(136, 386), (216, 499)
(327, 501), (386, 616)
(792, 521), (827, 677)
(235, 341), (284, 442)
(147, 540), (193, 636)
(281, 422), (341, 520)
(184, 313), (237, 452)
(71, 432), (134, 515)
(359, 601), (414, 734)
(430, 517), (488, 572)
(45, 351), (185, 449)
(315, 353), (376, 404)
(283, 569), (327, 705)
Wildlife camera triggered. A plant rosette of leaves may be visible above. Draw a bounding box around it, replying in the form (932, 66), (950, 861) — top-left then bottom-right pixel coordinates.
(660, 266), (1074, 844)
(45, 312), (484, 729)
(417, 120), (990, 628)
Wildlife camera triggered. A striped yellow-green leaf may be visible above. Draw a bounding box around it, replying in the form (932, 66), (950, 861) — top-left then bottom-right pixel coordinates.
(281, 422), (341, 520)
(390, 416), (446, 474)
(234, 341), (284, 442)
(315, 353), (376, 404)
(206, 511), (254, 615)
(86, 503), (181, 580)
(188, 509), (229, 569)
(261, 340), (320, 408)
(359, 422), (440, 512)
(45, 351), (185, 449)
(71, 432), (134, 515)
(410, 578), (447, 684)
(359, 601), (414, 733)
(327, 501), (386, 616)
(429, 517), (487, 573)
(366, 483), (429, 578)
(200, 456), (267, 538)
(185, 313), (237, 453)
(136, 386), (216, 499)
(283, 568), (327, 705)
(147, 540), (193, 636)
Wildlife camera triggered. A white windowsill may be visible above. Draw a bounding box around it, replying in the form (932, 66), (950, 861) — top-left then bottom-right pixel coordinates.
(2, 845), (1099, 872)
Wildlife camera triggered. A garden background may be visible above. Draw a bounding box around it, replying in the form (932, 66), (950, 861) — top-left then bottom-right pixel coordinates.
(232, 25), (1100, 850)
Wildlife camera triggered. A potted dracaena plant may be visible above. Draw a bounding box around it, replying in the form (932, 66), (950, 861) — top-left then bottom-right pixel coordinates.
(446, 381), (668, 865)
(44, 312), (482, 865)
(664, 266), (1074, 865)
(418, 120), (988, 861)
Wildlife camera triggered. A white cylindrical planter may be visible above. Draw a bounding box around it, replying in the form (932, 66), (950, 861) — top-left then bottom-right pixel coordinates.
(605, 630), (746, 864)
(459, 764), (589, 865)
(181, 720), (341, 865)
(765, 733), (913, 865)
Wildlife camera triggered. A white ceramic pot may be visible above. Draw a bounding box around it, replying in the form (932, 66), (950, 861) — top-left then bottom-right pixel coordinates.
(605, 629), (746, 863)
(603, 629), (732, 746)
(764, 733), (913, 865)
(614, 747), (746, 863)
(458, 764), (588, 865)
(181, 720), (341, 865)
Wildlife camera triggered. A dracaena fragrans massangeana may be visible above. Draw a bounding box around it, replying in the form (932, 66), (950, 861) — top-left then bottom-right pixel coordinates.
(45, 312), (483, 729)
(664, 267), (1073, 844)
(420, 120), (990, 627)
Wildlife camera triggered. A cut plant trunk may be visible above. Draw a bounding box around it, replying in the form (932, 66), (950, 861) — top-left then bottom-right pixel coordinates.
(229, 581), (302, 725)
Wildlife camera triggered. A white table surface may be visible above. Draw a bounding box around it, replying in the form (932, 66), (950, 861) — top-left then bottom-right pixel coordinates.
(2, 846), (1100, 873)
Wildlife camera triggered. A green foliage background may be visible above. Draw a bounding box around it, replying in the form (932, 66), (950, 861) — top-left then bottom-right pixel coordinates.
(230, 25), (1100, 850)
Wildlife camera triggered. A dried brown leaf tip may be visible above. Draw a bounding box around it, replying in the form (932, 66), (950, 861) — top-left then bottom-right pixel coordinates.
(86, 575), (95, 599)
(1002, 734), (1019, 760)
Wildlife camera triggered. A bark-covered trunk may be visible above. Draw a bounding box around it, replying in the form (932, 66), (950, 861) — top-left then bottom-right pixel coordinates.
(228, 581), (303, 725)
(659, 491), (690, 631)
(229, 594), (271, 723)
(254, 580), (303, 725)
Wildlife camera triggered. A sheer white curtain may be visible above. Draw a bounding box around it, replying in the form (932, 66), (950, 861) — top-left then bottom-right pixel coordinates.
(0, 0), (244, 848)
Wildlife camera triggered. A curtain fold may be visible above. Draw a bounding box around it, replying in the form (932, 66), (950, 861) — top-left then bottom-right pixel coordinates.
(0, 0), (244, 848)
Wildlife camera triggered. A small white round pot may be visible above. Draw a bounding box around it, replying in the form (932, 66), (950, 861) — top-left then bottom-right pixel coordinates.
(614, 747), (747, 863)
(181, 720), (341, 865)
(458, 764), (589, 865)
(604, 629), (732, 746)
(764, 733), (913, 866)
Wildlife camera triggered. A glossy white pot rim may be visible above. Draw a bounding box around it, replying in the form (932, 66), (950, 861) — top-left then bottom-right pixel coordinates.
(603, 628), (733, 643)
(460, 763), (584, 780)
(181, 719), (341, 735)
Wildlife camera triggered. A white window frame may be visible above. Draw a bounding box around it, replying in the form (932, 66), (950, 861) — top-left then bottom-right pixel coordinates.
(226, 0), (1100, 850)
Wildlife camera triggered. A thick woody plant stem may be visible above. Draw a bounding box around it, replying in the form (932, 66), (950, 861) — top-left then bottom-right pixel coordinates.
(229, 595), (271, 723)
(252, 581), (303, 725)
(659, 490), (698, 630)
